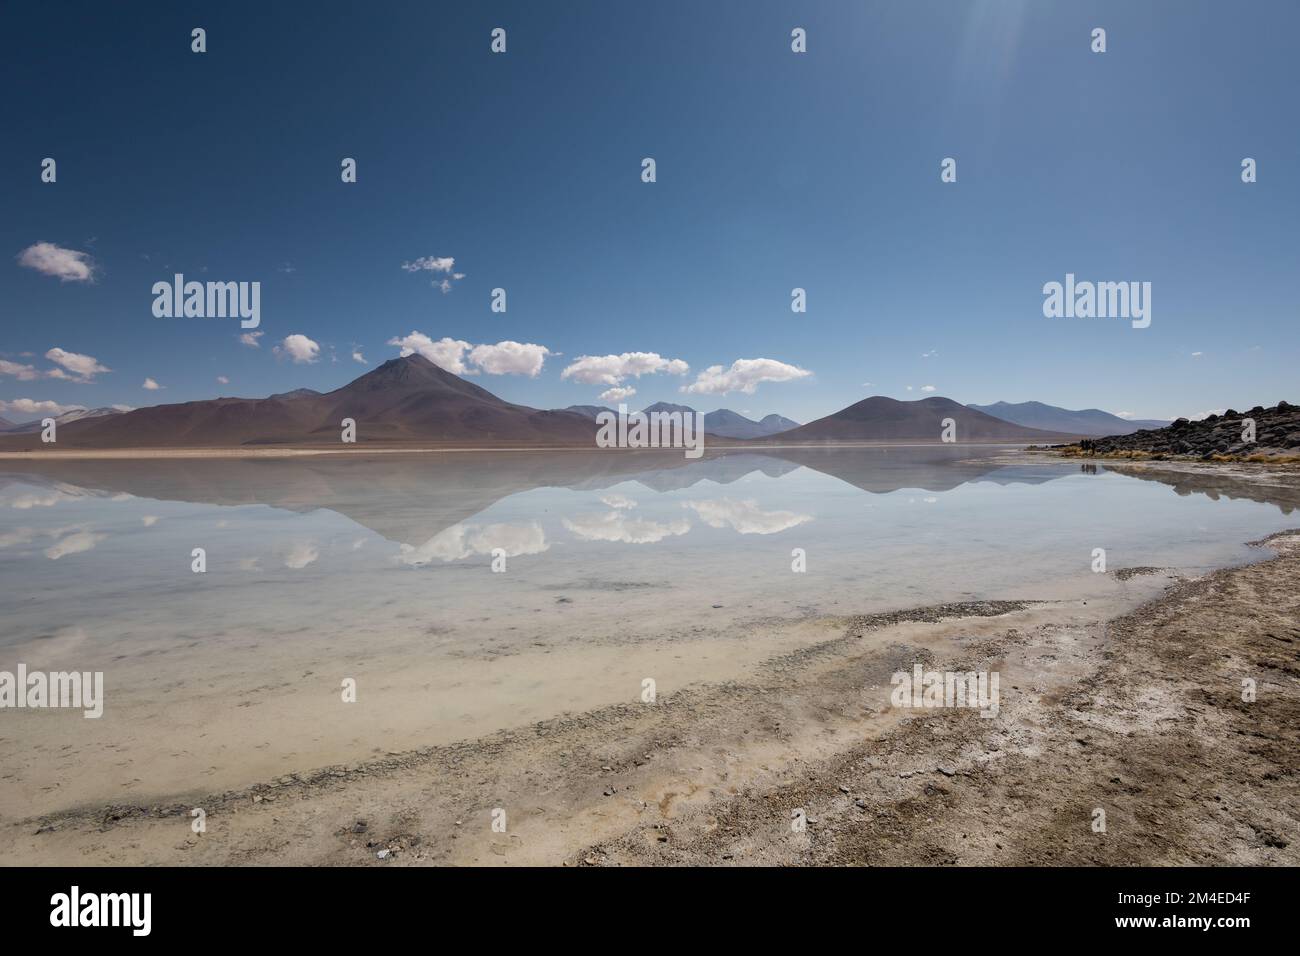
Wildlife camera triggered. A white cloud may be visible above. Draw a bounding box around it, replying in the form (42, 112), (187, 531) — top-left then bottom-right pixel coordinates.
(351, 350), (367, 365)
(388, 332), (472, 374)
(17, 242), (97, 283)
(111, 404), (134, 412)
(599, 386), (636, 402)
(276, 334), (321, 364)
(684, 498), (811, 535)
(920, 384), (937, 393)
(921, 350), (938, 359)
(561, 352), (689, 387)
(402, 256), (456, 274)
(389, 332), (554, 377)
(600, 494), (638, 509)
(239, 331), (265, 348)
(45, 348), (110, 382)
(681, 358), (811, 396)
(0, 398), (84, 417)
(142, 377), (163, 390)
(0, 359), (42, 381)
(1191, 351), (1203, 357)
(1115, 411), (1135, 419)
(402, 256), (464, 292)
(217, 375), (230, 384)
(469, 341), (551, 377)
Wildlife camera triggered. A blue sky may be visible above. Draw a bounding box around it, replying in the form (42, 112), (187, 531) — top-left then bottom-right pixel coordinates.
(2, 0), (1296, 425)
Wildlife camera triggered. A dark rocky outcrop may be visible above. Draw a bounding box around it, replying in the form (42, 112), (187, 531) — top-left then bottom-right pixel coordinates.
(1074, 402), (1300, 459)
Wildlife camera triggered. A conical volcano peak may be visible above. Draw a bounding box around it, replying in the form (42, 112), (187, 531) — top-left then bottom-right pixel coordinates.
(341, 352), (498, 401)
(365, 353), (446, 383)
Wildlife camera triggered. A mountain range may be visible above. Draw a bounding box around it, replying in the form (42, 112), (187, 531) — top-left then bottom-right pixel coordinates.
(766, 396), (1074, 443)
(698, 408), (800, 439)
(0, 354), (1179, 450)
(564, 402), (800, 439)
(0, 406), (127, 434)
(967, 401), (1169, 436)
(0, 355), (594, 448)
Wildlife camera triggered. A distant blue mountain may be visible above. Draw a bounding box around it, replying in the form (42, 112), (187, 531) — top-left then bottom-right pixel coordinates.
(564, 403), (800, 439)
(969, 401), (1169, 437)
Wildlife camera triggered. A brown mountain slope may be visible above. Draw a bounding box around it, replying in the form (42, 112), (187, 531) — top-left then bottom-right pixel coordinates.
(0, 355), (597, 449)
(303, 354), (596, 443)
(765, 396), (1077, 443)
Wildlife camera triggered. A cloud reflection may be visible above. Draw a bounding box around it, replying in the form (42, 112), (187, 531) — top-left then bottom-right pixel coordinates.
(398, 521), (548, 565)
(684, 498), (811, 535)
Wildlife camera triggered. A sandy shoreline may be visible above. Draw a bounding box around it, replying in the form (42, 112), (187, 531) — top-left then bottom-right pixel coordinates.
(3, 522), (1295, 866)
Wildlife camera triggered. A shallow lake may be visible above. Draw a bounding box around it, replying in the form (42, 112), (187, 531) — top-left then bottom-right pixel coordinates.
(2, 447), (1297, 818)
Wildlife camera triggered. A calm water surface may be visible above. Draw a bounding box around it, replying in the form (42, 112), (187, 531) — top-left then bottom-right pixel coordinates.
(2, 447), (1296, 644)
